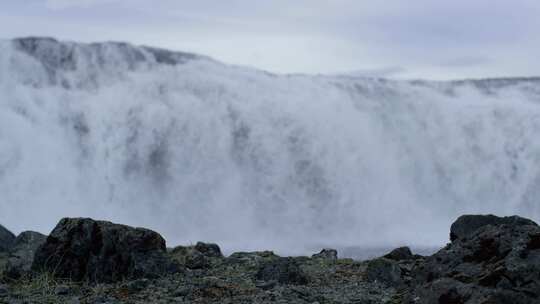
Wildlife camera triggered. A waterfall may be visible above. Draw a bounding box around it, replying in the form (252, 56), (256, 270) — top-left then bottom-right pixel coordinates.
(1, 37), (540, 254)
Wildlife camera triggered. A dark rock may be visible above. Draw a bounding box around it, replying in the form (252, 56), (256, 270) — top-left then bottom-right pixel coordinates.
(365, 258), (403, 287)
(312, 248), (338, 261)
(0, 225), (15, 253)
(411, 278), (472, 304)
(450, 214), (537, 241)
(0, 284), (7, 296)
(3, 231), (47, 279)
(168, 241), (223, 269)
(194, 242), (223, 258)
(383, 246), (413, 261)
(256, 257), (308, 285)
(255, 280), (277, 290)
(32, 218), (172, 283)
(407, 214), (540, 303)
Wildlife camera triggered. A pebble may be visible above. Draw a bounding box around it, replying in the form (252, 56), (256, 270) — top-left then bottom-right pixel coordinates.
(256, 280), (277, 290)
(55, 285), (70, 295)
(0, 284), (8, 296)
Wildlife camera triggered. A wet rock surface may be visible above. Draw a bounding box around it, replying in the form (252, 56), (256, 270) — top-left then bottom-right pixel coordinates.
(1, 214), (539, 303)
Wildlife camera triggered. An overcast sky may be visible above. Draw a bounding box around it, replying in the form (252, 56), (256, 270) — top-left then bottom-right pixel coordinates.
(1, 0), (539, 79)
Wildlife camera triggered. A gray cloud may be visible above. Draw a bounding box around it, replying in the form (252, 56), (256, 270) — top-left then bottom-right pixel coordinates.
(1, 0), (539, 79)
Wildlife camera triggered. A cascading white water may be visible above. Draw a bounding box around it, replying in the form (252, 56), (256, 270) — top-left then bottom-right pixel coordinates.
(1, 37), (540, 255)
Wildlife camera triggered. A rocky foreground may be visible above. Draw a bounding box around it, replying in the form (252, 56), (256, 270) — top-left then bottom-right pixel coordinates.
(0, 215), (539, 304)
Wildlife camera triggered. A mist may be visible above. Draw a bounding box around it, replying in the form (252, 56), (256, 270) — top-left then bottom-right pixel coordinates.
(1, 38), (540, 255)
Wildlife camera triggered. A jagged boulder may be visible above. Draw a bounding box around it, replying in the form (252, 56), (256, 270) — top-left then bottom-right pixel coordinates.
(312, 248), (338, 261)
(32, 218), (174, 283)
(3, 231), (47, 279)
(406, 214), (540, 304)
(383, 246), (414, 261)
(194, 242), (223, 258)
(450, 214), (537, 241)
(0, 225), (15, 253)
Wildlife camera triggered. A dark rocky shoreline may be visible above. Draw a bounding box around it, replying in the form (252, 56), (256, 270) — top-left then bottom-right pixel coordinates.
(1, 214), (539, 304)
